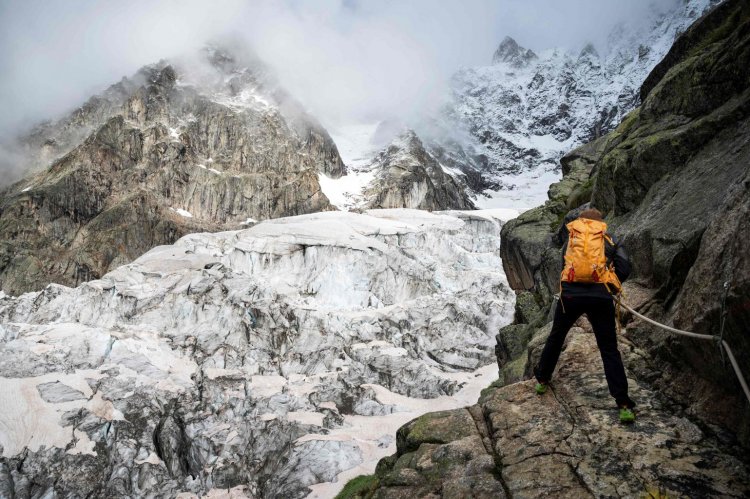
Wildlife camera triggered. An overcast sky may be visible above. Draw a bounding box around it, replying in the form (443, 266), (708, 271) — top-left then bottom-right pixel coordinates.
(0, 0), (680, 138)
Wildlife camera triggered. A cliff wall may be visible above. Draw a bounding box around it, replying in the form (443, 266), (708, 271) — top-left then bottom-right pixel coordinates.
(344, 2), (750, 496)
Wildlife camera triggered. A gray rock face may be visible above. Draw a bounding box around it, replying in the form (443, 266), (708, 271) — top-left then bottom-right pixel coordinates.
(673, 169), (750, 382)
(36, 381), (87, 403)
(0, 47), (345, 295)
(588, 0), (750, 440)
(364, 130), (475, 211)
(498, 0), (750, 444)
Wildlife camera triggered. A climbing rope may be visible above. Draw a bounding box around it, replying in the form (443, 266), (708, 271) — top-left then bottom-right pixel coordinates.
(718, 281), (730, 366)
(613, 295), (750, 407)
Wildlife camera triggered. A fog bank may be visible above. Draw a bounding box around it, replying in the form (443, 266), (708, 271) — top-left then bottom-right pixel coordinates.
(0, 0), (680, 157)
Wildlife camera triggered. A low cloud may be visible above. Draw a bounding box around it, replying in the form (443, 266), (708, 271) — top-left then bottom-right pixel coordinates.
(0, 142), (31, 188)
(0, 0), (681, 169)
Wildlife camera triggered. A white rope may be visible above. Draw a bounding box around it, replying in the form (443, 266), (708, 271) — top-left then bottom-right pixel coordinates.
(615, 298), (715, 340)
(614, 296), (750, 407)
(721, 340), (750, 407)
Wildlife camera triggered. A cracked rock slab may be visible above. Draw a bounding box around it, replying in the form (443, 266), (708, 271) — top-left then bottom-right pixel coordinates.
(368, 329), (750, 498)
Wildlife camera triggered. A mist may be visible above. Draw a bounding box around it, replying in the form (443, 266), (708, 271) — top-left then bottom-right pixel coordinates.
(0, 0), (681, 153)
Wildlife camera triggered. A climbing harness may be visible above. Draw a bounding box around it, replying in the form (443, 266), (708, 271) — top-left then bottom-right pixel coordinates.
(612, 294), (750, 407)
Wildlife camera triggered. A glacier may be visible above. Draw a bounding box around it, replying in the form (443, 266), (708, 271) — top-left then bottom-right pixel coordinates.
(0, 208), (516, 498)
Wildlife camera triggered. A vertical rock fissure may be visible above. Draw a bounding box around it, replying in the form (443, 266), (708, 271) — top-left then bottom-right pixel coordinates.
(466, 406), (513, 498)
(549, 385), (600, 498)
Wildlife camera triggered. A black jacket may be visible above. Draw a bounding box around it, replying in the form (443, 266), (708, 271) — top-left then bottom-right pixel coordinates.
(560, 232), (631, 300)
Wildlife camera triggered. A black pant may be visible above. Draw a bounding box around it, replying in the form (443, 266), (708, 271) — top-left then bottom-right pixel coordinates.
(534, 296), (634, 408)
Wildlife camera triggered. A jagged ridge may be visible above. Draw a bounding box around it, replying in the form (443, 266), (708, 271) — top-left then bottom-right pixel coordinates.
(448, 0), (717, 207)
(0, 47), (346, 295)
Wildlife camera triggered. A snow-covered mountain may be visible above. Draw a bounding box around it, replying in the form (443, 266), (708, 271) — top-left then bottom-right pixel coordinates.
(451, 0), (719, 208)
(318, 0), (717, 213)
(319, 123), (480, 213)
(0, 208), (516, 498)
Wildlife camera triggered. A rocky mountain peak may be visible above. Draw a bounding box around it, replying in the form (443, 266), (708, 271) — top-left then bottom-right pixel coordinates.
(578, 41), (600, 59)
(0, 44), (346, 294)
(201, 42), (263, 75)
(362, 128), (475, 211)
(385, 128), (423, 157)
(132, 63), (177, 91)
(204, 44), (236, 68)
(157, 64), (177, 86)
(491, 36), (538, 67)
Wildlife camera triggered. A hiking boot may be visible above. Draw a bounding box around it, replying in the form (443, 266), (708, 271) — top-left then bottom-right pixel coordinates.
(619, 406), (635, 424)
(535, 382), (547, 395)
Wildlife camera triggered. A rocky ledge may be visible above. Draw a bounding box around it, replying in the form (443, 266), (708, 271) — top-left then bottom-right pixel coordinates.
(497, 0), (750, 440)
(340, 316), (750, 498)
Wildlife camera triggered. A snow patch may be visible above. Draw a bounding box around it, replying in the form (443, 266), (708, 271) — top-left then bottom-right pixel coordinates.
(318, 171), (375, 210)
(319, 122), (384, 210)
(170, 207), (193, 218)
(329, 123), (381, 170)
(475, 167), (562, 211)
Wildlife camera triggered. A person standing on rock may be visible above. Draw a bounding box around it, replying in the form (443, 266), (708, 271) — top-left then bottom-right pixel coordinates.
(533, 207), (636, 423)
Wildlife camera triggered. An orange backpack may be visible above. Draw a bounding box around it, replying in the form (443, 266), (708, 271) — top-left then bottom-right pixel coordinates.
(560, 218), (621, 294)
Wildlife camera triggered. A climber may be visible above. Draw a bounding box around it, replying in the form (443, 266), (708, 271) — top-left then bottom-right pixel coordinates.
(533, 207), (637, 423)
